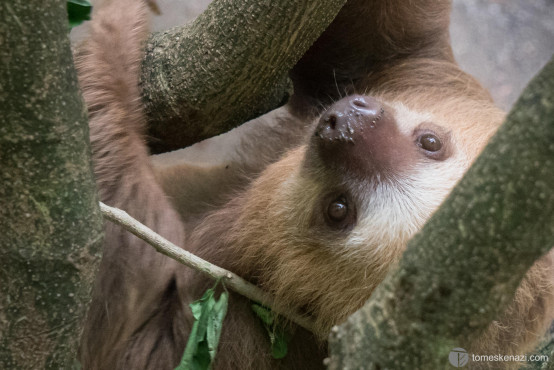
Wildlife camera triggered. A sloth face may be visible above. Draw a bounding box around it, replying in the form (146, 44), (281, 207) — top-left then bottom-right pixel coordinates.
(227, 94), (504, 336)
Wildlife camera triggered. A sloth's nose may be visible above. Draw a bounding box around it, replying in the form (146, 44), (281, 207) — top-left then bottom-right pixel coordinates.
(311, 94), (404, 179)
(314, 95), (384, 142)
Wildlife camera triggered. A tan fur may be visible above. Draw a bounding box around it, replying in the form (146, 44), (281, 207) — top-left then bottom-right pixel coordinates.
(78, 0), (554, 369)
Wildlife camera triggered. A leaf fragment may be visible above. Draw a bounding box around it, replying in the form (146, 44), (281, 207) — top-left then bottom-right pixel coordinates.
(67, 0), (92, 28)
(175, 284), (229, 370)
(251, 303), (291, 360)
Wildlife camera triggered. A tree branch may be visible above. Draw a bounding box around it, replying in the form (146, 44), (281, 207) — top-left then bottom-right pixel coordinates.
(140, 0), (347, 153)
(0, 1), (103, 367)
(99, 202), (316, 333)
(327, 57), (554, 369)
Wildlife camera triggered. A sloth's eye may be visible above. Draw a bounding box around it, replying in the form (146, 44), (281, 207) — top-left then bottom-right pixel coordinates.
(417, 133), (442, 152)
(322, 193), (356, 231)
(327, 197), (348, 222)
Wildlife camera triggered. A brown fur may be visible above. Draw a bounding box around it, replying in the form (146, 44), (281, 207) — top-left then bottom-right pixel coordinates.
(78, 0), (554, 369)
(290, 0), (453, 108)
(76, 1), (187, 368)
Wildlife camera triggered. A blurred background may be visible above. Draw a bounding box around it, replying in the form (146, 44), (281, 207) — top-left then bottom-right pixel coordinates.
(72, 0), (554, 112)
(450, 0), (554, 111)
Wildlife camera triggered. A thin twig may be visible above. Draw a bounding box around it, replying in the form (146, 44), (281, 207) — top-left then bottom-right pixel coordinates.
(99, 201), (316, 333)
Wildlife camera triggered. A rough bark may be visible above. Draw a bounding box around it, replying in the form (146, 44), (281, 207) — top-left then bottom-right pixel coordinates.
(327, 57), (554, 369)
(0, 1), (103, 368)
(140, 0), (347, 153)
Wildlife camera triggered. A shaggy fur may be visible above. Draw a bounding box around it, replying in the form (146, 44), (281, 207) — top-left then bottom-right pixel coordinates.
(77, 0), (554, 369)
(75, 1), (187, 368)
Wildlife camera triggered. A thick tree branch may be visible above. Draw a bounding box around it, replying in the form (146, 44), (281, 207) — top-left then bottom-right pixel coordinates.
(100, 202), (316, 333)
(0, 1), (103, 368)
(327, 57), (554, 369)
(140, 0), (346, 153)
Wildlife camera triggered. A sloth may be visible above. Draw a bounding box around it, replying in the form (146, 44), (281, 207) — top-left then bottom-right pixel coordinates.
(76, 0), (554, 369)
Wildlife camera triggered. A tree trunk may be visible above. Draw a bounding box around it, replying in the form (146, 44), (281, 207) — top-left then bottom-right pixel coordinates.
(140, 0), (347, 153)
(0, 1), (104, 368)
(327, 57), (554, 369)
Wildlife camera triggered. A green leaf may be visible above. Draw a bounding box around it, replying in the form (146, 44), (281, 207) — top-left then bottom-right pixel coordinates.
(190, 288), (215, 320)
(251, 303), (291, 360)
(175, 284), (228, 370)
(271, 329), (289, 360)
(251, 303), (274, 326)
(67, 0), (92, 28)
(207, 292), (228, 362)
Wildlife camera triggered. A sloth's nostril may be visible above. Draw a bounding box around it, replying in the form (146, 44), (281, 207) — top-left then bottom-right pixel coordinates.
(352, 98), (369, 108)
(327, 114), (337, 129)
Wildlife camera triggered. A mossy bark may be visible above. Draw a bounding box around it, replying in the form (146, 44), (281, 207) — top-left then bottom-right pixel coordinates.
(0, 1), (103, 368)
(327, 57), (554, 369)
(140, 0), (347, 153)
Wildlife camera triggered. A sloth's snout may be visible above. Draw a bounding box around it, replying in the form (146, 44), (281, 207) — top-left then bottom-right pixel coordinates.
(311, 95), (407, 179)
(315, 95), (384, 142)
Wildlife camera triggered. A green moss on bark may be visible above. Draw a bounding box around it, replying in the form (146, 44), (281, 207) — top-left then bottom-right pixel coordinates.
(0, 1), (103, 368)
(140, 0), (347, 153)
